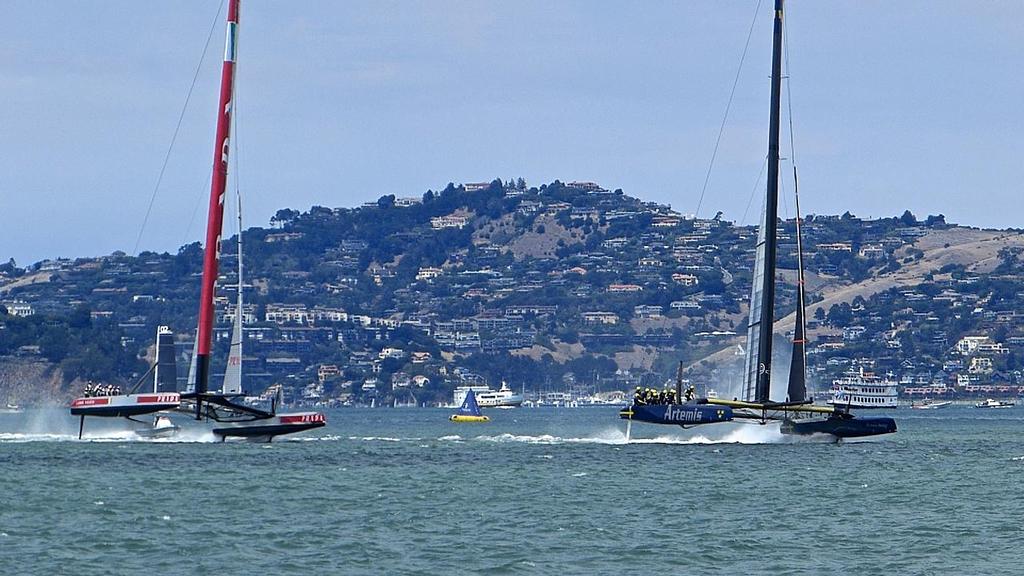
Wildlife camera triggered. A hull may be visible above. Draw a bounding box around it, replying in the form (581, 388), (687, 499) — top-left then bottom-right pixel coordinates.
(210, 412), (326, 441)
(135, 425), (181, 439)
(781, 415), (896, 439)
(452, 386), (523, 408)
(177, 395), (327, 442)
(826, 402), (897, 410)
(134, 415), (180, 439)
(481, 397), (524, 408)
(619, 403), (733, 426)
(70, 393), (181, 417)
(975, 400), (1015, 409)
(911, 401), (952, 410)
(450, 414), (489, 423)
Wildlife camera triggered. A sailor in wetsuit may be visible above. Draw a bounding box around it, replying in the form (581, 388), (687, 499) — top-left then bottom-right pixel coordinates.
(684, 384), (696, 402)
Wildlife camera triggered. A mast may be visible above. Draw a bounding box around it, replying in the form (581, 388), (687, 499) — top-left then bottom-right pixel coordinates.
(195, 0), (240, 417)
(752, 0), (785, 403)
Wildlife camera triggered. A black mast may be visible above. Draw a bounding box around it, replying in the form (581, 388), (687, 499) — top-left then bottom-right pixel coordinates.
(754, 0), (785, 403)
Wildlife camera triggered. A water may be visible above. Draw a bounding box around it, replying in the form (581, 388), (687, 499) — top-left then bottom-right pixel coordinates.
(1, 406), (1021, 575)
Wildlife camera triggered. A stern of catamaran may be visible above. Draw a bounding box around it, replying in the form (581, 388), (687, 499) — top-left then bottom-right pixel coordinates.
(781, 413), (897, 439)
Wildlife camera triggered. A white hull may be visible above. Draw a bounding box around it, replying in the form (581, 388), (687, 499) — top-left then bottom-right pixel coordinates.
(975, 399), (1015, 409)
(452, 385), (523, 408)
(910, 400), (952, 410)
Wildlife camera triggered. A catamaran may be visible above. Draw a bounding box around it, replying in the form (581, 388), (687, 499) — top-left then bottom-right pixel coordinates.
(620, 0), (895, 440)
(71, 0), (325, 441)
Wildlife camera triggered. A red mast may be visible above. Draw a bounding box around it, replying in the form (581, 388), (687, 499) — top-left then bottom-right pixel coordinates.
(194, 0), (240, 415)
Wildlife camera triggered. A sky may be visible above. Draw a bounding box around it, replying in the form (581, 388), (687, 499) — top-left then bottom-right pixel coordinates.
(1, 1), (1021, 266)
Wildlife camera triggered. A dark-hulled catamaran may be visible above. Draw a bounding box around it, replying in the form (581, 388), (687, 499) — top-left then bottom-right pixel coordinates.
(620, 0), (895, 440)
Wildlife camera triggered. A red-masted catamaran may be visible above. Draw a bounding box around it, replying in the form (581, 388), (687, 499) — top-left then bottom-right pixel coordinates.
(71, 0), (325, 441)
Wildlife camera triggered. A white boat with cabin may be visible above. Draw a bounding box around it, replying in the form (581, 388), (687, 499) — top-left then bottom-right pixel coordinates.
(828, 368), (898, 409)
(910, 399), (952, 410)
(452, 382), (523, 409)
(975, 398), (1015, 409)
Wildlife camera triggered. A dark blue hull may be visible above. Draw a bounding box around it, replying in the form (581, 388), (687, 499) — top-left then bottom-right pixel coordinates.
(781, 415), (896, 438)
(619, 403), (733, 426)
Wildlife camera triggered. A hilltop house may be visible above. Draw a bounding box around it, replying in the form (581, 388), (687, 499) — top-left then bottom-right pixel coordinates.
(671, 273), (699, 287)
(431, 215), (469, 229)
(1, 300), (34, 317)
(582, 311), (619, 325)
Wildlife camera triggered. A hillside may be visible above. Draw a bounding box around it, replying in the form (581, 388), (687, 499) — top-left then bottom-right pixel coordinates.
(2, 180), (1023, 406)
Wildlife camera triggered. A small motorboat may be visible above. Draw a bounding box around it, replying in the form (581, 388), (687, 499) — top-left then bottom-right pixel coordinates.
(450, 389), (489, 423)
(911, 399), (952, 410)
(135, 415), (180, 439)
(975, 398), (1015, 409)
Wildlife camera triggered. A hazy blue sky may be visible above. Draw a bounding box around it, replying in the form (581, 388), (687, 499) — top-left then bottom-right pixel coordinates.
(2, 1), (1021, 265)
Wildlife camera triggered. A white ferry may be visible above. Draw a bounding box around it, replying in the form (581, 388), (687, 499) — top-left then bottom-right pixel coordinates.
(828, 368), (898, 409)
(452, 382), (523, 409)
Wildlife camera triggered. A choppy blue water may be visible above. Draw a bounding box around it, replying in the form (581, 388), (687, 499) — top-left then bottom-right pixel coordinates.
(1, 406), (1022, 575)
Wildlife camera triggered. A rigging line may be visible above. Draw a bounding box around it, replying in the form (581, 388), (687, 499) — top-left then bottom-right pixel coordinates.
(777, 14), (796, 220)
(181, 177), (209, 247)
(740, 154), (768, 225)
(229, 58), (242, 242)
(781, 4), (800, 223)
(779, 153), (789, 218)
(783, 10), (798, 170)
(132, 0), (227, 255)
(693, 0), (764, 219)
